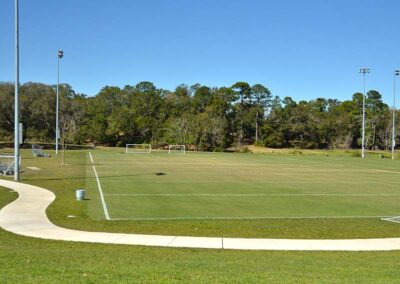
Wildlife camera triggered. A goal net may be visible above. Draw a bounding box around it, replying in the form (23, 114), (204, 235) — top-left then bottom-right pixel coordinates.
(168, 145), (186, 155)
(0, 154), (21, 176)
(32, 144), (51, 157)
(125, 144), (152, 154)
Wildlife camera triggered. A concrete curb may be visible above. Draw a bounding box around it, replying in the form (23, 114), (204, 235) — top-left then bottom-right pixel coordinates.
(1, 179), (400, 251)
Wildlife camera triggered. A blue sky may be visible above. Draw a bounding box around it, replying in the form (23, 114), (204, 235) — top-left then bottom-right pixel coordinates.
(0, 0), (399, 104)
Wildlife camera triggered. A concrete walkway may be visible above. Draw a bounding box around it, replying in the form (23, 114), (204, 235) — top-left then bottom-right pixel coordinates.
(1, 179), (400, 251)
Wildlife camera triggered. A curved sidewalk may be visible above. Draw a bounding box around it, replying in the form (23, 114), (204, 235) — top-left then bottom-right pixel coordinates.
(1, 179), (400, 251)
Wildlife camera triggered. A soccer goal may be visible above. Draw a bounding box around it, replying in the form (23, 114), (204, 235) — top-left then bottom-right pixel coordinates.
(125, 144), (152, 154)
(168, 145), (186, 155)
(32, 144), (51, 158)
(0, 154), (21, 176)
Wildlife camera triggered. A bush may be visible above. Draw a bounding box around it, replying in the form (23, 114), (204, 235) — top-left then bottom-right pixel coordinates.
(379, 153), (391, 159)
(289, 149), (303, 155)
(254, 141), (264, 147)
(237, 146), (251, 153)
(351, 151), (362, 157)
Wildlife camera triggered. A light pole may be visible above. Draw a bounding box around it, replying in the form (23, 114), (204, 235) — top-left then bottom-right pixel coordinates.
(14, 0), (20, 181)
(56, 49), (63, 155)
(392, 70), (400, 160)
(359, 67), (370, 159)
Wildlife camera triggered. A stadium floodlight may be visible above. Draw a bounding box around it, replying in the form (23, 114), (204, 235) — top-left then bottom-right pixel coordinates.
(14, 0), (20, 181)
(56, 49), (64, 155)
(359, 67), (370, 159)
(393, 70), (400, 160)
(125, 144), (152, 154)
(168, 145), (186, 155)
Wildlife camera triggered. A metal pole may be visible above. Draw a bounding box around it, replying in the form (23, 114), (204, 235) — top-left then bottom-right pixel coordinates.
(14, 0), (20, 181)
(56, 53), (60, 155)
(362, 73), (366, 159)
(393, 70), (399, 160)
(359, 67), (370, 159)
(361, 73), (365, 159)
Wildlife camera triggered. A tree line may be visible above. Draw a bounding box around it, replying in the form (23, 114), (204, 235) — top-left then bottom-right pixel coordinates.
(0, 81), (398, 151)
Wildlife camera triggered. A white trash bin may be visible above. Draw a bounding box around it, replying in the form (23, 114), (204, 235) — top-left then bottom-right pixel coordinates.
(76, 189), (85, 201)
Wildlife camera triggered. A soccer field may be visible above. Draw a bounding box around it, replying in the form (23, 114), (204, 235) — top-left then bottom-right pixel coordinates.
(86, 149), (400, 221)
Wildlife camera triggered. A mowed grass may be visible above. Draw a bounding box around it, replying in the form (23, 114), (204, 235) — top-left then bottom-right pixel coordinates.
(3, 148), (400, 282)
(90, 149), (400, 220)
(2, 148), (400, 239)
(2, 187), (400, 282)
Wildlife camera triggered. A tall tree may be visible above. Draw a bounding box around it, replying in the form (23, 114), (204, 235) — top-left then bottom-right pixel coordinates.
(232, 82), (251, 145)
(251, 84), (272, 142)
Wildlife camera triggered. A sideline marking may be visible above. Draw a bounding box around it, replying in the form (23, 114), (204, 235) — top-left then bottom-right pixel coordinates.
(111, 215), (394, 221)
(382, 217), (400, 224)
(89, 152), (110, 220)
(375, 170), (400, 174)
(104, 193), (400, 197)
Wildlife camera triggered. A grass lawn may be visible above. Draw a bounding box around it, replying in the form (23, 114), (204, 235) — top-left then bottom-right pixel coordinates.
(2, 148), (400, 282)
(6, 147), (400, 239)
(91, 150), (400, 220)
(1, 186), (400, 283)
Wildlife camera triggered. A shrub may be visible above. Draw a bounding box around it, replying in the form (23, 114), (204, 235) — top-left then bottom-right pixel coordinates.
(351, 151), (362, 157)
(289, 149), (303, 155)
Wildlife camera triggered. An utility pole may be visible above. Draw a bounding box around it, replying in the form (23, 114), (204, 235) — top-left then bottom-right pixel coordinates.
(14, 0), (20, 181)
(359, 67), (370, 159)
(56, 49), (63, 154)
(392, 70), (400, 160)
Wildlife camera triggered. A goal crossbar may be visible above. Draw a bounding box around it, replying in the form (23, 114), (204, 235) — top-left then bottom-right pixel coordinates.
(125, 144), (152, 154)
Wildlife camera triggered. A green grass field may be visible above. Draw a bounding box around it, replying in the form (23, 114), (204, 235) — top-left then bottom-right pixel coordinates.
(2, 148), (400, 282)
(88, 149), (400, 221)
(1, 147), (399, 239)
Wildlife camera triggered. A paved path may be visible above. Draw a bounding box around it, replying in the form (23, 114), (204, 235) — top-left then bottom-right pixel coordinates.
(1, 179), (400, 251)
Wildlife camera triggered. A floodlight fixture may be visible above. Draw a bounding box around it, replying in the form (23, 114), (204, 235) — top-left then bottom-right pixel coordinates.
(359, 67), (370, 74)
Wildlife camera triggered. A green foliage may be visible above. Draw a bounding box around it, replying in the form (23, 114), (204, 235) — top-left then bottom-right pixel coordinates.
(379, 153), (391, 159)
(289, 149), (303, 155)
(0, 82), (397, 152)
(351, 151), (362, 157)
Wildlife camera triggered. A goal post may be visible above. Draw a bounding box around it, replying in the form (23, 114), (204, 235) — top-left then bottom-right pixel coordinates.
(32, 144), (51, 157)
(0, 154), (21, 176)
(125, 144), (152, 154)
(168, 145), (186, 155)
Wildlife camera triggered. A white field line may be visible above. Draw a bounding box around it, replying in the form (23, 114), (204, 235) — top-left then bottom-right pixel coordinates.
(95, 161), (343, 167)
(104, 193), (400, 197)
(99, 180), (400, 185)
(89, 152), (111, 220)
(381, 217), (400, 224)
(91, 164), (397, 175)
(110, 215), (396, 221)
(375, 170), (400, 174)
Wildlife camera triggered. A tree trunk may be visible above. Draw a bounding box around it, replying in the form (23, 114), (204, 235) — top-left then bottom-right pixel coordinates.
(372, 124), (376, 150)
(255, 111), (258, 142)
(61, 138), (66, 165)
